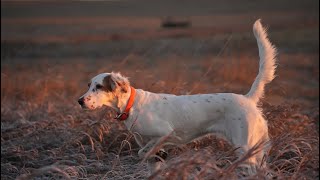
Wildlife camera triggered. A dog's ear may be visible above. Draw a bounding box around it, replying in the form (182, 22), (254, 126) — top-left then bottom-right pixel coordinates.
(103, 73), (129, 93)
(103, 75), (116, 92)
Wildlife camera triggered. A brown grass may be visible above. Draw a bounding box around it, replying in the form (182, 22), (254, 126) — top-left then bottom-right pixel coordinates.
(1, 48), (318, 179)
(1, 2), (319, 178)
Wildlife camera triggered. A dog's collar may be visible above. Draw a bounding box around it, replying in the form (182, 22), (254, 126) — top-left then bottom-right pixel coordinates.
(115, 86), (136, 121)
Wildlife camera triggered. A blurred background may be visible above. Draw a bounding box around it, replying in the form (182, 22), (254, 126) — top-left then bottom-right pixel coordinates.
(1, 0), (319, 179)
(1, 0), (319, 106)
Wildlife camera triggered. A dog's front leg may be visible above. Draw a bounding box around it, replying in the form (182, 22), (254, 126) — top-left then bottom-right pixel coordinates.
(138, 138), (160, 159)
(139, 138), (168, 175)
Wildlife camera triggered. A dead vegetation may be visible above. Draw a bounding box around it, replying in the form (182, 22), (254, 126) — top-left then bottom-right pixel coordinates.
(1, 49), (318, 179)
(1, 1), (319, 179)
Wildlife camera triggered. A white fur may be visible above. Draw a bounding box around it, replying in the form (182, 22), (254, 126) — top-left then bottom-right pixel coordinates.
(79, 72), (131, 111)
(246, 19), (277, 104)
(79, 20), (276, 169)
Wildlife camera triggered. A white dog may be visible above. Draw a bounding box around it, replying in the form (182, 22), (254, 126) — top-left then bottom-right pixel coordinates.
(78, 19), (276, 169)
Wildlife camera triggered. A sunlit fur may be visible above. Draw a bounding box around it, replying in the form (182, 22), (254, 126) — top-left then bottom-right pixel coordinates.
(246, 19), (277, 103)
(79, 72), (130, 111)
(79, 20), (276, 172)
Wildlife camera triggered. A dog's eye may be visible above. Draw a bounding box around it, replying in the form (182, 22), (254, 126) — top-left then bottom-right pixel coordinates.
(96, 84), (103, 89)
(88, 83), (91, 87)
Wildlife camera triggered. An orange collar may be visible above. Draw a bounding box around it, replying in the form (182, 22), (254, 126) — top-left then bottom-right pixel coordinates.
(115, 86), (136, 121)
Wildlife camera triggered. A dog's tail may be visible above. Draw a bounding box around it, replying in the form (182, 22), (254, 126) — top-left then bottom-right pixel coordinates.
(246, 19), (277, 104)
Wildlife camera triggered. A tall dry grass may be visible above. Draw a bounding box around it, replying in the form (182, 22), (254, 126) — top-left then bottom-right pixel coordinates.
(1, 53), (318, 179)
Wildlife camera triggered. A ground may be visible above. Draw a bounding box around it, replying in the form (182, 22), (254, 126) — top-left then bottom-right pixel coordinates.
(1, 0), (319, 179)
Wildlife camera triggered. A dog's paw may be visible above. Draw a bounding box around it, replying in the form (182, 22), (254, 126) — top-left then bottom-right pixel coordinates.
(155, 149), (168, 161)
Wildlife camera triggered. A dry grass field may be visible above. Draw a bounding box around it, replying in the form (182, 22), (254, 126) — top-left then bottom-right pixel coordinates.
(1, 1), (319, 179)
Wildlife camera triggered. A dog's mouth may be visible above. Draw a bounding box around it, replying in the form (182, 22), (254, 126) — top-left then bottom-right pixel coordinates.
(79, 103), (92, 110)
(78, 98), (94, 110)
(79, 104), (104, 111)
(79, 104), (88, 109)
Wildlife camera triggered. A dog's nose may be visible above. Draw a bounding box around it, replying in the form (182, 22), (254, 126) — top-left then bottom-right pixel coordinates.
(78, 97), (84, 106)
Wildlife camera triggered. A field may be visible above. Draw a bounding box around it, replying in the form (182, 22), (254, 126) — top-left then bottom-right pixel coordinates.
(1, 0), (319, 179)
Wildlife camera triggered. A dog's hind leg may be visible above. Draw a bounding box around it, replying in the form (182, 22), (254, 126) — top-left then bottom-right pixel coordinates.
(206, 114), (268, 169)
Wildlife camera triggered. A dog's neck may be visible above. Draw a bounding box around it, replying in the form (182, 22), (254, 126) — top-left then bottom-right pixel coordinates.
(114, 86), (132, 113)
(121, 88), (144, 128)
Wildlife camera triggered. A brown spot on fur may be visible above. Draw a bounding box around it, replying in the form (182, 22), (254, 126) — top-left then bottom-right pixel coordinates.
(102, 75), (114, 92)
(103, 74), (128, 93)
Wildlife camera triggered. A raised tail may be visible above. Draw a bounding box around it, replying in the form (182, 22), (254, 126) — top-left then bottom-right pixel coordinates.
(246, 19), (277, 104)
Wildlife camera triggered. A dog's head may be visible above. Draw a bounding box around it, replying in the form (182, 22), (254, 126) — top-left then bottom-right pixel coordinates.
(78, 72), (130, 110)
